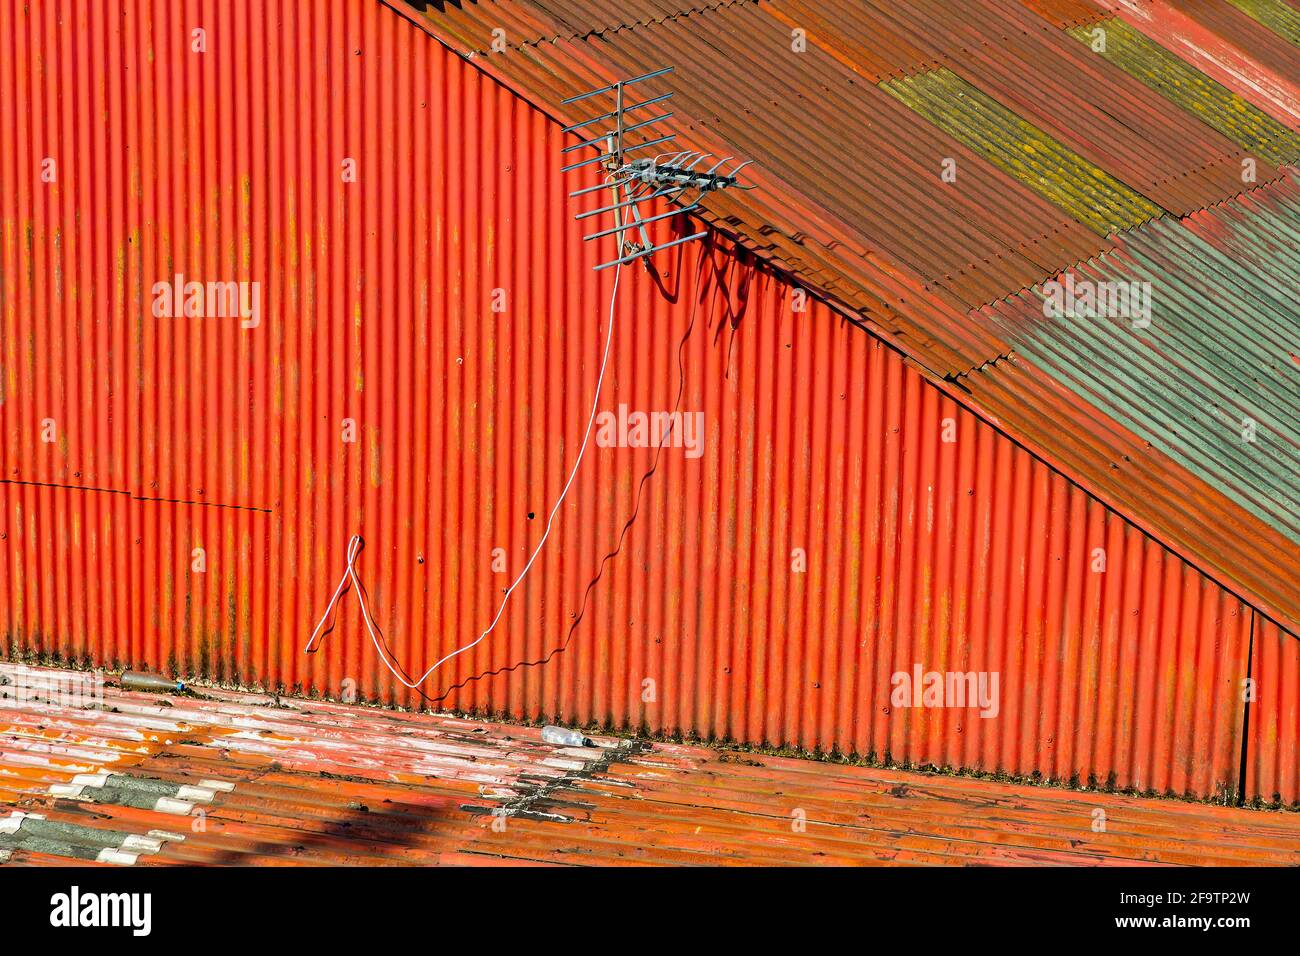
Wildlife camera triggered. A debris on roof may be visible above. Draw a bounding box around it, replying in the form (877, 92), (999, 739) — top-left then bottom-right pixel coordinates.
(3, 664), (1299, 866)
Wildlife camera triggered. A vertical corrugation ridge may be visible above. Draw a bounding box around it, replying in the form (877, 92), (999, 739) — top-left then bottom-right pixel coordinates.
(1247, 617), (1300, 806)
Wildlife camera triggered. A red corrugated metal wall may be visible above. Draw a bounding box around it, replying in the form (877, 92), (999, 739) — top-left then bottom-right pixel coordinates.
(0, 0), (1289, 803)
(1246, 615), (1300, 806)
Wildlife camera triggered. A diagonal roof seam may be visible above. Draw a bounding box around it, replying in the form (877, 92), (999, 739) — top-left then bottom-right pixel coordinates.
(1056, 13), (1111, 31)
(975, 169), (1300, 547)
(475, 0), (1113, 71)
(928, 223), (1112, 298)
(1194, 160), (1300, 214)
(1139, 147), (1278, 194)
(959, 354), (1299, 625)
(686, 211), (976, 389)
(966, 162), (1300, 313)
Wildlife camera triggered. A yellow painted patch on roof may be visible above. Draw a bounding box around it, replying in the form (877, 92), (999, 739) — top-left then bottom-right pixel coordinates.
(1068, 18), (1300, 166)
(1226, 0), (1300, 46)
(881, 67), (1164, 235)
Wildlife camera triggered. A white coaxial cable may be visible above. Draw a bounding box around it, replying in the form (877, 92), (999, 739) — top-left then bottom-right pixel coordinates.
(305, 252), (625, 688)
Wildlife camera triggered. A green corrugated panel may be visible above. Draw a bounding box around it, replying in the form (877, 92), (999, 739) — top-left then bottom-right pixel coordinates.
(880, 68), (1164, 235)
(1067, 18), (1300, 166)
(1225, 0), (1300, 46)
(984, 172), (1300, 545)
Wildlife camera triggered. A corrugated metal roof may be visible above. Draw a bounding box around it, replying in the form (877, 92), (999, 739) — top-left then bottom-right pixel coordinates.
(952, 355), (1300, 636)
(1170, 0), (1300, 85)
(412, 0), (1115, 341)
(880, 67), (1165, 234)
(1, 243), (1264, 799)
(1248, 615), (1300, 806)
(1226, 0), (1300, 45)
(979, 169), (1300, 548)
(1019, 0), (1111, 30)
(1066, 17), (1300, 166)
(435, 0), (1286, 306)
(8, 0), (1292, 796)
(832, 0), (1271, 217)
(402, 0), (1300, 635)
(3, 663), (1299, 866)
(407, 0), (758, 47)
(1096, 0), (1300, 129)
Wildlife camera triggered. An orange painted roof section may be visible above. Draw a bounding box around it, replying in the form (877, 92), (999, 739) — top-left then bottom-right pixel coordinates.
(3, 666), (1299, 866)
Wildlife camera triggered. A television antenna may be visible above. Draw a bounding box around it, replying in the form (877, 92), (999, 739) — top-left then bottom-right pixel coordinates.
(561, 67), (756, 270)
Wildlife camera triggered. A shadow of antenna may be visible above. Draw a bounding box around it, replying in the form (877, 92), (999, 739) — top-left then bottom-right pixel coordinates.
(561, 67), (757, 271)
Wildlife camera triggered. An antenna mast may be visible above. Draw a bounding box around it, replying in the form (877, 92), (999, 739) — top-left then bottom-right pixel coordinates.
(561, 67), (755, 270)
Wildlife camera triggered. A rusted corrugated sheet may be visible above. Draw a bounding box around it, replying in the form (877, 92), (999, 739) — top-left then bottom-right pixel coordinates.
(880, 67), (1166, 234)
(951, 356), (1300, 649)
(1226, 0), (1300, 44)
(0, 3), (128, 497)
(1064, 17), (1300, 166)
(1097, 0), (1300, 130)
(0, 0), (1290, 803)
(417, 0), (1111, 341)
(416, 0), (769, 46)
(1167, 0), (1300, 83)
(1018, 0), (1110, 29)
(978, 170), (1300, 559)
(836, 0), (1270, 216)
(0, 232), (1256, 797)
(4, 664), (1299, 866)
